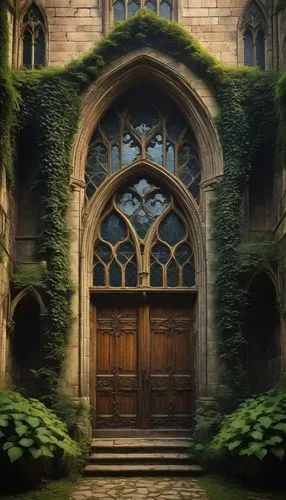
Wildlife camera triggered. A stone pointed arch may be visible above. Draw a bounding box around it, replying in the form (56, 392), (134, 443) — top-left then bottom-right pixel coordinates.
(67, 49), (222, 403)
(10, 286), (45, 324)
(72, 48), (222, 186)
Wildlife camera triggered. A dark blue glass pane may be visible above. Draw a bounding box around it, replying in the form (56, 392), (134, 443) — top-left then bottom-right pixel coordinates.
(178, 164), (192, 187)
(152, 243), (171, 264)
(244, 30), (254, 66)
(175, 243), (192, 264)
(183, 263), (195, 287)
(129, 106), (157, 134)
(109, 261), (121, 286)
(95, 243), (112, 262)
(100, 109), (120, 140)
(145, 0), (156, 11)
(117, 242), (134, 263)
(111, 145), (120, 173)
(160, 1), (171, 19)
(34, 28), (45, 67)
(147, 134), (163, 165)
(151, 263), (163, 286)
(256, 31), (265, 70)
(125, 261), (137, 286)
(166, 143), (174, 173)
(167, 111), (186, 141)
(159, 212), (185, 245)
(113, 0), (125, 21)
(128, 0), (140, 17)
(23, 30), (32, 68)
(122, 132), (140, 165)
(86, 182), (96, 200)
(101, 214), (127, 244)
(189, 181), (200, 200)
(167, 260), (179, 287)
(131, 211), (153, 239)
(188, 156), (200, 178)
(93, 263), (105, 285)
(24, 4), (44, 23)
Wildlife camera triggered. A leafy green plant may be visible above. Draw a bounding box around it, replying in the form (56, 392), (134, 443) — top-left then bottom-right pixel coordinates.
(211, 388), (286, 461)
(0, 390), (79, 463)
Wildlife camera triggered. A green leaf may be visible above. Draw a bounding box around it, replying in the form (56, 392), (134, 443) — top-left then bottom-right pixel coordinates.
(0, 418), (8, 427)
(266, 436), (283, 445)
(15, 425), (28, 437)
(26, 416), (40, 428)
(36, 434), (50, 444)
(36, 426), (51, 435)
(0, 430), (4, 438)
(40, 445), (54, 458)
(271, 448), (285, 460)
(19, 438), (34, 448)
(250, 430), (263, 441)
(274, 422), (286, 432)
(29, 447), (42, 459)
(228, 440), (241, 451)
(3, 441), (14, 451)
(258, 416), (272, 429)
(255, 448), (267, 461)
(8, 446), (24, 463)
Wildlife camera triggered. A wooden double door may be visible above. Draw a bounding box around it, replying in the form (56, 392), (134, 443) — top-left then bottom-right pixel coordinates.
(91, 294), (195, 430)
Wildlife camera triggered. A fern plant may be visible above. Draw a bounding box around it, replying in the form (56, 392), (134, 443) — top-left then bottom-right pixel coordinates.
(0, 390), (79, 463)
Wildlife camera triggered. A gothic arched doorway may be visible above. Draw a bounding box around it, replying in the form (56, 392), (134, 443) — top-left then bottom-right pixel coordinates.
(10, 292), (43, 396)
(244, 273), (280, 394)
(86, 85), (200, 430)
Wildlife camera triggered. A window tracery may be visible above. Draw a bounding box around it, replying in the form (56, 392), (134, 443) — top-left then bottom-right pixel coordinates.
(241, 2), (267, 69)
(112, 0), (172, 23)
(21, 3), (46, 69)
(93, 177), (195, 289)
(85, 86), (201, 203)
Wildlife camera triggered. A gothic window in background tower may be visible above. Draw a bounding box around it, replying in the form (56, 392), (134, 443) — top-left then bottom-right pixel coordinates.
(241, 2), (266, 70)
(22, 3), (46, 69)
(113, 0), (172, 23)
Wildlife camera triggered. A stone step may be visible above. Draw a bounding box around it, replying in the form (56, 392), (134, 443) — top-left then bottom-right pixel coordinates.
(89, 452), (195, 465)
(91, 438), (193, 452)
(84, 464), (203, 475)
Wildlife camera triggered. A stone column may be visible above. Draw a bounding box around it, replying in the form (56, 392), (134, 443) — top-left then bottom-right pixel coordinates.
(63, 179), (84, 397)
(201, 181), (219, 401)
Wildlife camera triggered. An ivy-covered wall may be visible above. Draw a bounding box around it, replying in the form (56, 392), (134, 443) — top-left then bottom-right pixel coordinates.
(1, 9), (285, 405)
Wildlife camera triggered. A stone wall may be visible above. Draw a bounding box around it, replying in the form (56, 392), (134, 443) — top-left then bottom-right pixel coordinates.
(8, 0), (275, 68)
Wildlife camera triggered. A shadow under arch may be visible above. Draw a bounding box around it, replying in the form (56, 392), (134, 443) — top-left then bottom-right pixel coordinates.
(243, 271), (281, 394)
(72, 48), (222, 185)
(9, 287), (45, 396)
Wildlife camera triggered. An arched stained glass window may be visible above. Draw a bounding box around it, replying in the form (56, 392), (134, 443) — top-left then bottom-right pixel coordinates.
(241, 2), (266, 70)
(93, 176), (195, 288)
(112, 0), (173, 22)
(85, 85), (201, 203)
(22, 3), (46, 69)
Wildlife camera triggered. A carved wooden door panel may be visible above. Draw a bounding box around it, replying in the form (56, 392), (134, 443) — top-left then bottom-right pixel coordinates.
(148, 300), (194, 429)
(95, 303), (139, 428)
(92, 296), (194, 429)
